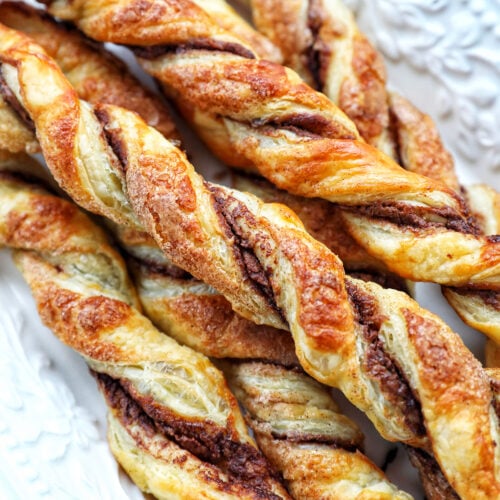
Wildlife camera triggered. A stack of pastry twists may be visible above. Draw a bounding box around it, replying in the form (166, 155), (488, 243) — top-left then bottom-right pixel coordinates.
(2, 1), (496, 338)
(41, 0), (500, 290)
(0, 152), (290, 500)
(30, 0), (499, 338)
(0, 12), (414, 494)
(242, 0), (500, 342)
(0, 150), (413, 498)
(0, 24), (499, 498)
(0, 1), (180, 152)
(0, 1), (375, 364)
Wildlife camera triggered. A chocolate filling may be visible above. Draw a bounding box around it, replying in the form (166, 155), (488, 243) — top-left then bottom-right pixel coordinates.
(305, 0), (330, 90)
(346, 280), (426, 437)
(0, 64), (35, 132)
(269, 429), (359, 452)
(94, 372), (282, 489)
(407, 447), (459, 500)
(451, 288), (500, 310)
(131, 255), (193, 280)
(490, 379), (500, 420)
(208, 184), (285, 322)
(129, 38), (255, 60)
(94, 106), (128, 169)
(344, 201), (477, 234)
(249, 111), (356, 140)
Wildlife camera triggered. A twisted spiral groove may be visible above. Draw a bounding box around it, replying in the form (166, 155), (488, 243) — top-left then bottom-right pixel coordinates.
(239, 0), (500, 340)
(40, 0), (500, 288)
(0, 152), (289, 499)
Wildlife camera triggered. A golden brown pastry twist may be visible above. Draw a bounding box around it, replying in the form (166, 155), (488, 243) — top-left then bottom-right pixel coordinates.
(1, 28), (499, 498)
(0, 153), (289, 500)
(244, 0), (397, 159)
(40, 0), (500, 289)
(222, 361), (413, 499)
(0, 0), (180, 151)
(243, 0), (500, 339)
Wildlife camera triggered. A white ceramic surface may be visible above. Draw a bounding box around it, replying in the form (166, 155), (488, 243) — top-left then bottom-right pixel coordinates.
(0, 1), (499, 498)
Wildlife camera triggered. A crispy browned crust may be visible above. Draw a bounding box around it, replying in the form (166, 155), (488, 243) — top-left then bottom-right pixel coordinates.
(388, 93), (459, 191)
(231, 173), (387, 273)
(249, 0), (395, 158)
(191, 0), (282, 62)
(222, 361), (412, 499)
(41, 0), (500, 289)
(0, 1), (181, 144)
(1, 28), (499, 497)
(0, 157), (289, 499)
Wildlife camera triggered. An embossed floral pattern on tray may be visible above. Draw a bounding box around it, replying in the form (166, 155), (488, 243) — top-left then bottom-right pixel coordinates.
(348, 0), (500, 189)
(0, 253), (140, 499)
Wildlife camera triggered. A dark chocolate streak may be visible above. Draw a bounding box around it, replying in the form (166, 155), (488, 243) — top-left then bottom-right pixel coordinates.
(306, 0), (330, 90)
(94, 372), (283, 493)
(449, 287), (500, 311)
(208, 184), (286, 322)
(268, 428), (359, 452)
(0, 64), (36, 132)
(131, 256), (193, 280)
(345, 201), (477, 234)
(94, 106), (129, 168)
(129, 38), (256, 60)
(407, 447), (459, 500)
(490, 379), (500, 421)
(346, 280), (426, 437)
(249, 112), (355, 140)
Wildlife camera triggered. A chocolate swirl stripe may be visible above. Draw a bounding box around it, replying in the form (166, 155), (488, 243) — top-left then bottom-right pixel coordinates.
(0, 27), (498, 497)
(241, 0), (500, 340)
(110, 221), (413, 498)
(0, 152), (289, 499)
(40, 0), (500, 289)
(0, 0), (181, 154)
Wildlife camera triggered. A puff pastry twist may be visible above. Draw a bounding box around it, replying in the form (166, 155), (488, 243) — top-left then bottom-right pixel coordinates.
(41, 0), (500, 288)
(0, 0), (180, 153)
(1, 28), (499, 498)
(223, 361), (413, 499)
(115, 223), (413, 498)
(241, 0), (500, 340)
(0, 152), (289, 500)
